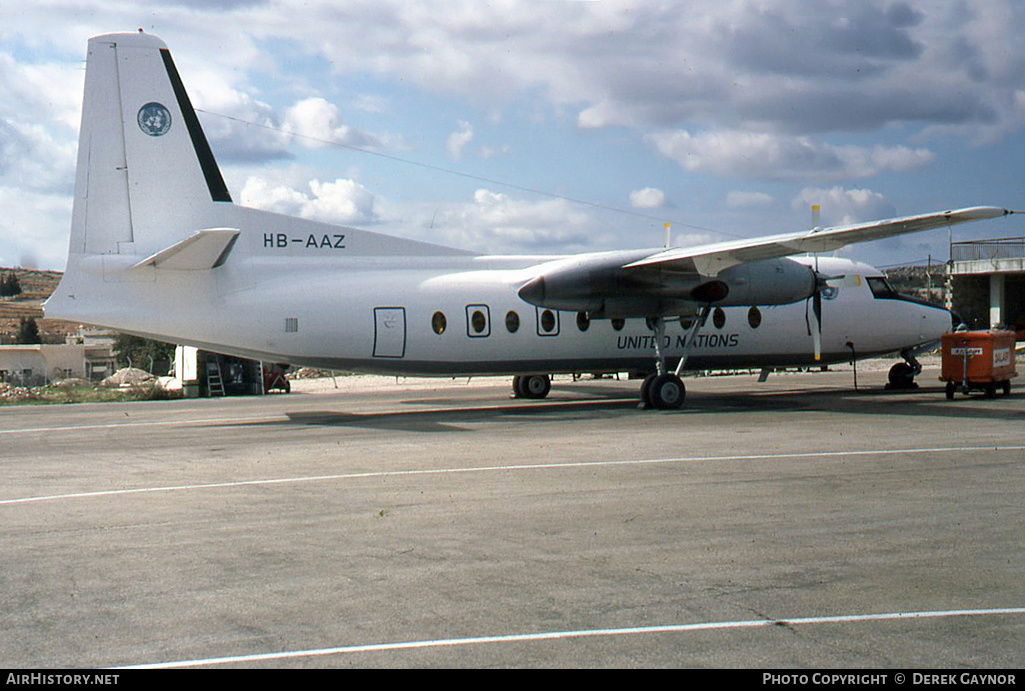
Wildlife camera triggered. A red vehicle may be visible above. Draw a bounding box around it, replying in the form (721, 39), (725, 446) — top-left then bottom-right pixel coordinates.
(940, 330), (1016, 399)
(263, 365), (291, 393)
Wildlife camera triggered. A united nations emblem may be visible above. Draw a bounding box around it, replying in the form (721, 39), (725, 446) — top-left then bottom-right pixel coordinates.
(137, 102), (172, 137)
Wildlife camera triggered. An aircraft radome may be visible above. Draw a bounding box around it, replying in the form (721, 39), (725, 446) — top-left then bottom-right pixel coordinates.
(45, 32), (1016, 410)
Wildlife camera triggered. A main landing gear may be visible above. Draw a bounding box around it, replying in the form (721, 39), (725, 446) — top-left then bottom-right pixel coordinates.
(511, 374), (551, 400)
(638, 311), (708, 410)
(509, 311), (706, 409)
(641, 371), (686, 409)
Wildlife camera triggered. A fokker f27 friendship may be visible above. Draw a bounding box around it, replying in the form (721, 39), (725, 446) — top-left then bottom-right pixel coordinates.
(46, 32), (1016, 409)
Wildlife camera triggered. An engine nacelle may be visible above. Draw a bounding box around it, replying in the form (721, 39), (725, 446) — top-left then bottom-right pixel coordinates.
(711, 257), (817, 306)
(517, 249), (705, 315)
(517, 252), (817, 317)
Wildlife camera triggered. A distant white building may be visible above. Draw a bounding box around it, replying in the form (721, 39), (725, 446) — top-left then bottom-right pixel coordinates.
(0, 344), (85, 385)
(0, 329), (116, 385)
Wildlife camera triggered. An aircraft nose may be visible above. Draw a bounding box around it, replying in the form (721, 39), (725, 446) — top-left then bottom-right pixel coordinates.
(922, 305), (954, 341)
(948, 308), (965, 331)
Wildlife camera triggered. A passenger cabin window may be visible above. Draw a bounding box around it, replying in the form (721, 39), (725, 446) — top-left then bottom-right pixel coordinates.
(466, 305), (491, 337)
(712, 307), (726, 329)
(611, 318), (625, 331)
(576, 312), (590, 332)
(506, 310), (520, 333)
(747, 306), (762, 329)
(432, 311), (447, 334)
(537, 308), (559, 336)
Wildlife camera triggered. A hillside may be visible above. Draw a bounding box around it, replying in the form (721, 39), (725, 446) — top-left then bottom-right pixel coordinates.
(883, 263), (948, 306)
(0, 268), (79, 343)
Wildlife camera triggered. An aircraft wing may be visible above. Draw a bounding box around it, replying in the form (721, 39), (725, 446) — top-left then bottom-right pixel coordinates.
(623, 206), (1013, 276)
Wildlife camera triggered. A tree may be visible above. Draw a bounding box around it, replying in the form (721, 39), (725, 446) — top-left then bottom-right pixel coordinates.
(17, 317), (41, 344)
(1, 272), (21, 297)
(113, 333), (175, 373)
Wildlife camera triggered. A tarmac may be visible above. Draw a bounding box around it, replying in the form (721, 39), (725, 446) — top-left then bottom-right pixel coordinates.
(1, 359), (1024, 668)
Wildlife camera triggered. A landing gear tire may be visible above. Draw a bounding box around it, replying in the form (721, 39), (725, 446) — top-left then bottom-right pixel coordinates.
(887, 362), (917, 390)
(645, 373), (686, 410)
(945, 381), (956, 400)
(513, 374), (551, 400)
(639, 373), (658, 408)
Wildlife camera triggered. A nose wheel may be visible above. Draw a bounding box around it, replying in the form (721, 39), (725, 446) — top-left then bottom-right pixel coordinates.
(885, 351), (923, 390)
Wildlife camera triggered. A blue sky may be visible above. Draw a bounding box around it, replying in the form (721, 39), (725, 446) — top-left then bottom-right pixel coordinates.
(1, 0), (1023, 271)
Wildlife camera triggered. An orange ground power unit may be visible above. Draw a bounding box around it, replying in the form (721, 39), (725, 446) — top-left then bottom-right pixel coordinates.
(940, 329), (1017, 399)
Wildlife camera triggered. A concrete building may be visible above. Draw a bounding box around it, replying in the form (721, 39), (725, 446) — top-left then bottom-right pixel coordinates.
(949, 237), (1025, 336)
(0, 344), (85, 386)
(0, 329), (117, 385)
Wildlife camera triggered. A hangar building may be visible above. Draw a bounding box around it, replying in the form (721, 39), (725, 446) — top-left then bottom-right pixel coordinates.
(949, 237), (1025, 337)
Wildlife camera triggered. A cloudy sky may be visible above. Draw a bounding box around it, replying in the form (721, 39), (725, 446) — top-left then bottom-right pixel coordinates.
(2, 0), (1023, 270)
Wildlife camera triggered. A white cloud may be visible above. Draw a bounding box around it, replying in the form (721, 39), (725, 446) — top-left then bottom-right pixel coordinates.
(0, 118), (74, 193)
(282, 97), (384, 151)
(240, 176), (378, 225)
(790, 186), (896, 227)
(0, 187), (73, 270)
(478, 144), (511, 159)
(647, 129), (935, 182)
(726, 191), (774, 208)
(446, 120), (474, 159)
(629, 187), (666, 209)
(0, 51), (83, 131)
(405, 188), (596, 254)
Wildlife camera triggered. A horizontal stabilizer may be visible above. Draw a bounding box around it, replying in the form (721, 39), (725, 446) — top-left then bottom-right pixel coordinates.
(131, 228), (240, 271)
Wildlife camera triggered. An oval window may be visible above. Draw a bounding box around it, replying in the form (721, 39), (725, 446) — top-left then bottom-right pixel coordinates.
(747, 306), (762, 329)
(471, 309), (487, 334)
(712, 307), (726, 329)
(576, 312), (590, 332)
(506, 310), (520, 333)
(431, 311), (447, 334)
(540, 309), (556, 333)
(611, 318), (625, 331)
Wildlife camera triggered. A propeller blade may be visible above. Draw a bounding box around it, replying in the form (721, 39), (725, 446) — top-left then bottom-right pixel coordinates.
(812, 290), (822, 361)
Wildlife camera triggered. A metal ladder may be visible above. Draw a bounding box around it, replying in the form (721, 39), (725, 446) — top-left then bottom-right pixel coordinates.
(206, 358), (225, 397)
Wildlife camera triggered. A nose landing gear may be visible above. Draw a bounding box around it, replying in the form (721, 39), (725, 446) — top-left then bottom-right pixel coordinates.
(886, 352), (922, 390)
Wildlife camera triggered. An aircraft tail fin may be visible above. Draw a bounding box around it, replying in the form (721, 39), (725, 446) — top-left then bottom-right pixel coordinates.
(68, 32), (232, 260)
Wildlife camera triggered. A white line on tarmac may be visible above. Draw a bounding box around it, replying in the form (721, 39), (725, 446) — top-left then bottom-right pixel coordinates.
(114, 607), (1025, 669)
(3, 444), (1024, 507)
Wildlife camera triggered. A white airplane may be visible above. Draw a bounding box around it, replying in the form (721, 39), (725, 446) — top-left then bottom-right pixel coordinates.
(46, 32), (1015, 409)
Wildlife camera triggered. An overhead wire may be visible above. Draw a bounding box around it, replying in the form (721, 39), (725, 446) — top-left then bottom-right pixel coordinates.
(195, 108), (746, 240)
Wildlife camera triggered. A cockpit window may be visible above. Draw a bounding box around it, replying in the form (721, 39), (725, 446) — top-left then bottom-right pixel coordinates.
(866, 276), (899, 300)
(866, 275), (941, 308)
